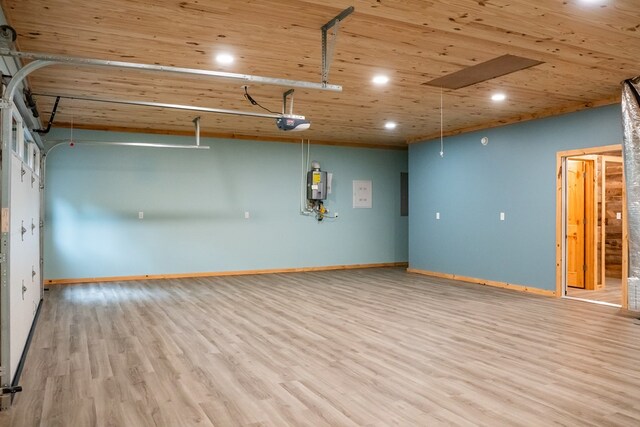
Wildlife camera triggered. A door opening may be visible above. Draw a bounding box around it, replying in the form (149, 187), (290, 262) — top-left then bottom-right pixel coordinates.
(556, 145), (627, 308)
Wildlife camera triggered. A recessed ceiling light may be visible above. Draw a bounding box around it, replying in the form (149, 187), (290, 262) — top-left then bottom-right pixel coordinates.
(372, 75), (390, 85)
(385, 121), (397, 130)
(491, 93), (507, 102)
(216, 53), (234, 65)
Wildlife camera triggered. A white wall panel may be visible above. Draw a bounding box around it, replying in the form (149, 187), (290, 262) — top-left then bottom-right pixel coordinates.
(8, 154), (41, 380)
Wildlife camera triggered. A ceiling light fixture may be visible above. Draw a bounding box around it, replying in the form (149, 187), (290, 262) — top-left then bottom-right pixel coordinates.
(385, 121), (397, 130)
(215, 53), (234, 65)
(372, 75), (389, 85)
(491, 93), (507, 102)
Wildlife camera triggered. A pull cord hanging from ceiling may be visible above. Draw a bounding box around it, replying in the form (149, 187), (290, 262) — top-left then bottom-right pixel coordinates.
(69, 114), (73, 145)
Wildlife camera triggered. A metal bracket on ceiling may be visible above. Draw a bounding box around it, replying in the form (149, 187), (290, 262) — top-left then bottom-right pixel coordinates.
(192, 116), (201, 148)
(321, 6), (354, 87)
(0, 25), (16, 50)
(282, 89), (295, 116)
(34, 96), (60, 134)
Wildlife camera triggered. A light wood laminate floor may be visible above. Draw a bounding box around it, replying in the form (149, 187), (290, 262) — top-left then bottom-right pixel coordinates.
(568, 277), (623, 305)
(2, 268), (640, 426)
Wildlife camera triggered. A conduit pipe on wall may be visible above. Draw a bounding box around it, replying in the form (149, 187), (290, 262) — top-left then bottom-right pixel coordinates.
(300, 139), (314, 216)
(621, 77), (640, 311)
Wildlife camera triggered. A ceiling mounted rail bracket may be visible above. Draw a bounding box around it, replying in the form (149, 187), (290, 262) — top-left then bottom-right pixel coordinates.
(192, 116), (201, 148)
(0, 25), (16, 50)
(321, 6), (354, 87)
(276, 89), (310, 131)
(0, 46), (343, 103)
(283, 89), (295, 115)
(34, 96), (60, 134)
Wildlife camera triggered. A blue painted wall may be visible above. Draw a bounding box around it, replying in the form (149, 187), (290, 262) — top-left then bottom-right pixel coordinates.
(44, 129), (408, 279)
(409, 104), (623, 291)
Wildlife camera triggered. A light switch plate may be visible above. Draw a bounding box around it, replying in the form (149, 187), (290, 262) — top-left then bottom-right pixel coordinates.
(616, 212), (622, 220)
(436, 212), (440, 220)
(138, 211), (144, 219)
(500, 212), (505, 221)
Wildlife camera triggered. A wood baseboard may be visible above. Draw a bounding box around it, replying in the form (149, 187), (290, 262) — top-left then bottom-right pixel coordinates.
(46, 262), (410, 285)
(406, 268), (557, 297)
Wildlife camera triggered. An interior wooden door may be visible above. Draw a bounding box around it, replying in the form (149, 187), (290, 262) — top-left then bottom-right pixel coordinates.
(567, 159), (586, 288)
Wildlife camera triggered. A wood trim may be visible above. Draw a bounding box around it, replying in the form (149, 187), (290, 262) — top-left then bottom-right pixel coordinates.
(601, 156), (624, 162)
(407, 268), (556, 297)
(557, 145), (622, 158)
(45, 262), (409, 285)
(556, 153), (564, 298)
(407, 96), (620, 144)
(53, 123), (409, 151)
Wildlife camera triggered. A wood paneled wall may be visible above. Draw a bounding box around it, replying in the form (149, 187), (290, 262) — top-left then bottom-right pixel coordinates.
(604, 161), (624, 278)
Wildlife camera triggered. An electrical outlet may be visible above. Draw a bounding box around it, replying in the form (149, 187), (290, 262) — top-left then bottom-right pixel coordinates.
(436, 212), (440, 220)
(616, 212), (622, 220)
(334, 212), (339, 218)
(138, 211), (144, 219)
(244, 211), (250, 219)
(500, 212), (505, 221)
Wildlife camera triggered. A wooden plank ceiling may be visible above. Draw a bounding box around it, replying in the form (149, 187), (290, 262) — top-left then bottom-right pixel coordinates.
(3, 0), (639, 148)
